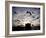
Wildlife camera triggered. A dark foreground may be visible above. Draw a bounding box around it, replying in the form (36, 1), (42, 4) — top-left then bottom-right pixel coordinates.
(12, 23), (40, 31)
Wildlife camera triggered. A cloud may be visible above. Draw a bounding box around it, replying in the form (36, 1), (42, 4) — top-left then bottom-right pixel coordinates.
(12, 7), (40, 27)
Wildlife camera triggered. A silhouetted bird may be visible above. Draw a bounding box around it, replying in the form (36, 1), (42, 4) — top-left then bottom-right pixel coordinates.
(26, 11), (32, 15)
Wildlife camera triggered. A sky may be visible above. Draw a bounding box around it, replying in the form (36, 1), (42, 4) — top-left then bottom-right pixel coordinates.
(12, 7), (40, 27)
(12, 7), (40, 15)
